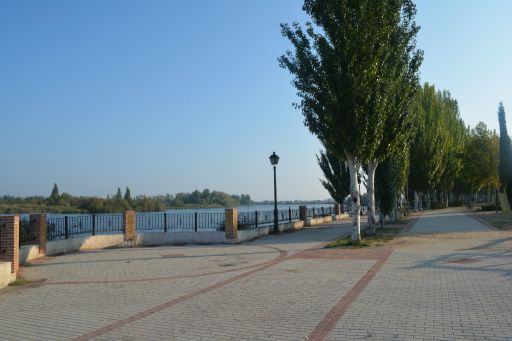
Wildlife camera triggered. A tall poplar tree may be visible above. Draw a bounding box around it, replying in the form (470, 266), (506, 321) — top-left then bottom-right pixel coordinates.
(280, 0), (423, 240)
(317, 150), (350, 204)
(498, 103), (512, 202)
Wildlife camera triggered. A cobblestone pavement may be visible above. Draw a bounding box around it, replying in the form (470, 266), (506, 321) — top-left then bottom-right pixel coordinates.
(327, 209), (512, 341)
(1, 210), (512, 341)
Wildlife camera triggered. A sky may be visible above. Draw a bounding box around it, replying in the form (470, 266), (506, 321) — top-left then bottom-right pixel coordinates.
(1, 0), (511, 201)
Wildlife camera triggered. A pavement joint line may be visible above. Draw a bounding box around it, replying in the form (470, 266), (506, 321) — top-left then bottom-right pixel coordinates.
(307, 250), (392, 341)
(71, 247), (289, 341)
(43, 245), (285, 285)
(307, 216), (421, 341)
(70, 227), (355, 341)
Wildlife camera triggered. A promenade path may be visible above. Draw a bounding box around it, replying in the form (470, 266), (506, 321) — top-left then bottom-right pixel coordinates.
(0, 209), (511, 340)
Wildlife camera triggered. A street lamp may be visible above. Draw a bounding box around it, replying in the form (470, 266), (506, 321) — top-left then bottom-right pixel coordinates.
(269, 152), (280, 233)
(357, 173), (362, 216)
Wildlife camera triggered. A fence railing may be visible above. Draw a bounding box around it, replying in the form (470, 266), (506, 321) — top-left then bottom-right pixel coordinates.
(17, 206), (338, 242)
(43, 212), (226, 241)
(19, 219), (37, 245)
(307, 206), (333, 218)
(137, 212), (224, 232)
(237, 207), (312, 230)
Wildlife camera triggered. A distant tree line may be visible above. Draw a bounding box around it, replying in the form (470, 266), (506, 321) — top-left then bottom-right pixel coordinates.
(0, 184), (253, 214)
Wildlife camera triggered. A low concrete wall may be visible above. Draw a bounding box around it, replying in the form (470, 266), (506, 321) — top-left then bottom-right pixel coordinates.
(237, 220), (305, 243)
(333, 214), (349, 221)
(237, 226), (272, 242)
(0, 262), (13, 289)
(46, 234), (124, 256)
(308, 216), (333, 226)
(20, 245), (40, 265)
(137, 231), (227, 246)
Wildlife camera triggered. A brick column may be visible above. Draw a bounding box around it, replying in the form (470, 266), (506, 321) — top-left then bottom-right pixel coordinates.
(224, 208), (238, 240)
(30, 214), (47, 255)
(299, 206), (308, 222)
(123, 210), (136, 241)
(0, 215), (19, 274)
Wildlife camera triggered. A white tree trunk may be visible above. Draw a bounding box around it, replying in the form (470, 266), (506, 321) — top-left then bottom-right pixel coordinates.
(414, 191), (419, 211)
(347, 157), (361, 241)
(367, 160), (378, 231)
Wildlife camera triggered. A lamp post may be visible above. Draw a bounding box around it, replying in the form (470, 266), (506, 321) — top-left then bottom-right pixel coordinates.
(357, 173), (362, 216)
(269, 152), (280, 233)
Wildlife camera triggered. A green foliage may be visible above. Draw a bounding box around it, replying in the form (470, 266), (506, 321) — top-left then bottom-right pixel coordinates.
(317, 149), (350, 204)
(376, 148), (409, 216)
(498, 103), (512, 200)
(279, 0), (423, 164)
(124, 187), (132, 202)
(49, 183), (60, 205)
(409, 84), (466, 194)
(325, 235), (369, 248)
(457, 122), (500, 193)
(115, 188), (122, 200)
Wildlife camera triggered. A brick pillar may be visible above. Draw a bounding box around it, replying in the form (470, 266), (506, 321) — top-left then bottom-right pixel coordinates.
(123, 210), (136, 241)
(0, 215), (19, 274)
(224, 208), (238, 240)
(299, 206), (308, 221)
(30, 214), (47, 255)
(334, 204), (341, 216)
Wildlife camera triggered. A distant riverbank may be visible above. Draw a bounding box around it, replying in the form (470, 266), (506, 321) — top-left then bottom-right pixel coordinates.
(0, 202), (336, 215)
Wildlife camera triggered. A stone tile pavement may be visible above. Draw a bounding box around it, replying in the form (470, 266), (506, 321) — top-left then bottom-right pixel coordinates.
(1, 210), (511, 341)
(327, 209), (512, 341)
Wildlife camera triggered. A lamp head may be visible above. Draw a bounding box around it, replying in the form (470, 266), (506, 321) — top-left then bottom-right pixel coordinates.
(269, 152), (280, 166)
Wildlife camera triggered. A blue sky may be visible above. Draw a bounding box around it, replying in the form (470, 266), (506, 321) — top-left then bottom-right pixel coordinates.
(1, 1), (511, 200)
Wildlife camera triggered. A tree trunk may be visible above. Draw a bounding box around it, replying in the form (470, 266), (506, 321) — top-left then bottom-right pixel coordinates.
(414, 191), (419, 211)
(367, 160), (378, 231)
(347, 157), (361, 241)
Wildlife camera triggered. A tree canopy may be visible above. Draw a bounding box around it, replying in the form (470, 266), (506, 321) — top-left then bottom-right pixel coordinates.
(317, 149), (350, 204)
(498, 103), (512, 201)
(280, 0), (423, 239)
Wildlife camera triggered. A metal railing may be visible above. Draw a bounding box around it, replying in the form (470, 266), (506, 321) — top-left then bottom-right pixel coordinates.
(46, 214), (123, 241)
(19, 219), (38, 245)
(307, 206), (333, 218)
(137, 212), (225, 232)
(237, 207), (302, 230)
(25, 206), (337, 241)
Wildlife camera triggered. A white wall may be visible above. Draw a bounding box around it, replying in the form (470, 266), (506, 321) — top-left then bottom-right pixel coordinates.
(0, 262), (13, 289)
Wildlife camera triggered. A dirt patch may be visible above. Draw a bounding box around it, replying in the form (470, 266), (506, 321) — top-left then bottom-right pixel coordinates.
(0, 278), (46, 296)
(472, 211), (512, 231)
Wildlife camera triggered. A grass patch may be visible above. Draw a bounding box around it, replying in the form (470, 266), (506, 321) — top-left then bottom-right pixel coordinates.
(325, 236), (369, 248)
(8, 278), (31, 286)
(325, 226), (404, 249)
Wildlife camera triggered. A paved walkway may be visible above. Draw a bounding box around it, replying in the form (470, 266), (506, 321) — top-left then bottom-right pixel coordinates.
(0, 210), (511, 340)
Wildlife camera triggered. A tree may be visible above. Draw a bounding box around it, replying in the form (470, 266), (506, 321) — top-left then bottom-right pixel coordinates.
(435, 97), (466, 208)
(115, 187), (122, 200)
(376, 146), (409, 223)
(317, 149), (350, 204)
(498, 103), (512, 202)
(280, 0), (423, 239)
(49, 183), (60, 205)
(409, 84), (464, 210)
(461, 122), (500, 195)
(124, 187), (132, 202)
